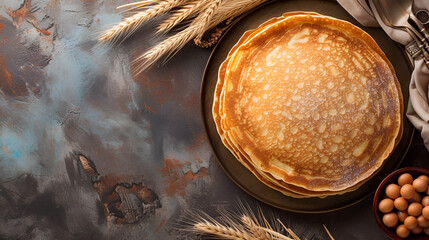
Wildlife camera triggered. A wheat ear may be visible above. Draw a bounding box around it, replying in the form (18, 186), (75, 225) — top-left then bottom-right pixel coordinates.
(98, 0), (187, 44)
(132, 0), (220, 73)
(207, 0), (268, 30)
(323, 225), (335, 240)
(241, 215), (271, 240)
(257, 228), (293, 240)
(116, 0), (158, 12)
(192, 0), (268, 48)
(193, 0), (224, 43)
(156, 0), (209, 33)
(132, 0), (268, 73)
(194, 222), (254, 240)
(277, 219), (300, 240)
(132, 22), (198, 73)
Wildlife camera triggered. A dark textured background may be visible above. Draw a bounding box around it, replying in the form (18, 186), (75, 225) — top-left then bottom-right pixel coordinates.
(0, 0), (428, 239)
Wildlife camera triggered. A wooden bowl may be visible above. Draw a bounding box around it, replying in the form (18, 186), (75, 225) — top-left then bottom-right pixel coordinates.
(373, 167), (429, 239)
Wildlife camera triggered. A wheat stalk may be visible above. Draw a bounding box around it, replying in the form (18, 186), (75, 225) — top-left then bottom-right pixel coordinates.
(323, 224), (335, 240)
(116, 0), (158, 12)
(193, 0), (268, 48)
(156, 0), (209, 33)
(132, 22), (198, 73)
(207, 0), (268, 30)
(277, 219), (300, 240)
(259, 228), (294, 240)
(117, 0), (157, 9)
(183, 201), (301, 240)
(132, 0), (221, 73)
(98, 0), (270, 72)
(193, 0), (224, 43)
(194, 222), (255, 240)
(133, 0), (267, 73)
(98, 0), (188, 44)
(241, 215), (272, 240)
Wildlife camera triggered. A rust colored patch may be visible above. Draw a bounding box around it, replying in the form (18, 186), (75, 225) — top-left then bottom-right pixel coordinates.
(0, 57), (28, 96)
(135, 72), (174, 105)
(2, 147), (10, 155)
(160, 158), (209, 196)
(36, 28), (51, 36)
(8, 0), (53, 38)
(0, 58), (16, 94)
(94, 174), (122, 196)
(0, 59), (12, 86)
(0, 22), (4, 31)
(183, 92), (199, 113)
(144, 103), (154, 112)
(162, 158), (184, 171)
(130, 51), (176, 110)
(155, 218), (167, 233)
(49, 0), (59, 6)
(9, 0), (35, 26)
(183, 167), (208, 181)
(185, 131), (208, 153)
(76, 154), (161, 225)
(160, 158), (186, 196)
(31, 87), (40, 95)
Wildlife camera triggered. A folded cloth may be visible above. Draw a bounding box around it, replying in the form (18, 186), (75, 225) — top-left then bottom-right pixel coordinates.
(337, 0), (429, 150)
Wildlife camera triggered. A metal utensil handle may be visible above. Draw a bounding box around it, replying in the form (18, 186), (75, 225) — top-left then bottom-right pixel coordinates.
(408, 13), (429, 40)
(371, 0), (426, 43)
(406, 27), (429, 68)
(400, 19), (429, 56)
(416, 10), (429, 25)
(369, 0), (429, 67)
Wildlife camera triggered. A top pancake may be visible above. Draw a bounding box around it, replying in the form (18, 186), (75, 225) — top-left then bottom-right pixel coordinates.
(214, 13), (402, 193)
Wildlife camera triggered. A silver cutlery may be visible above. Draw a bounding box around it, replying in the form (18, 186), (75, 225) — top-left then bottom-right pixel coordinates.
(369, 0), (429, 67)
(396, 0), (429, 39)
(416, 9), (429, 25)
(375, 0), (428, 45)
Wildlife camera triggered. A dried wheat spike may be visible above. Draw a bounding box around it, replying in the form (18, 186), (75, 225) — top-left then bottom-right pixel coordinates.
(98, 0), (188, 44)
(157, 0), (210, 33)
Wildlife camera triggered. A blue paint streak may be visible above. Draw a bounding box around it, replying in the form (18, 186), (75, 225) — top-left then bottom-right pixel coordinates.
(0, 2), (146, 178)
(0, 126), (37, 176)
(1, 133), (23, 159)
(96, 13), (122, 27)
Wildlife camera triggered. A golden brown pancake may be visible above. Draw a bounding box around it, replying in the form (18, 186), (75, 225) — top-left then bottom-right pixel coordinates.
(213, 12), (402, 197)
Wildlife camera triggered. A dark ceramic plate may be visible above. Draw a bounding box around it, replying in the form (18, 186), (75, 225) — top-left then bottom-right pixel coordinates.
(201, 0), (414, 213)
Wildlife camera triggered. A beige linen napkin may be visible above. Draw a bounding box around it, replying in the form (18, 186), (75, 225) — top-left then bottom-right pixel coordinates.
(337, 0), (429, 150)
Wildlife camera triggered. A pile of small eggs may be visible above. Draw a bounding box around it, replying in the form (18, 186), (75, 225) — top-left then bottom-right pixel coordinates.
(378, 173), (429, 238)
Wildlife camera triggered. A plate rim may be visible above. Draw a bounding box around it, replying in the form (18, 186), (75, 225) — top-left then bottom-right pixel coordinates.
(199, 0), (415, 213)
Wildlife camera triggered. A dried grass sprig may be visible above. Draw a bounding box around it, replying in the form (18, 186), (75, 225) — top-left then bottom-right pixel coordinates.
(117, 0), (155, 9)
(194, 222), (255, 240)
(98, 0), (188, 44)
(132, 0), (224, 73)
(134, 0), (268, 73)
(156, 0), (209, 33)
(259, 228), (293, 240)
(241, 215), (271, 240)
(323, 224), (335, 240)
(116, 0), (158, 11)
(131, 21), (201, 73)
(193, 0), (225, 43)
(98, 0), (270, 73)
(182, 202), (301, 240)
(207, 0), (268, 30)
(277, 219), (300, 240)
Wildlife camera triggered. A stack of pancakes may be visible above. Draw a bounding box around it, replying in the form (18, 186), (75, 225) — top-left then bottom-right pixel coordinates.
(213, 12), (403, 198)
